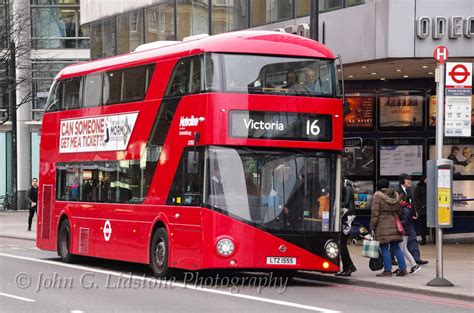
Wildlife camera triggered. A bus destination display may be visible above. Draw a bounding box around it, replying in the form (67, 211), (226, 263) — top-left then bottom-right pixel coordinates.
(229, 110), (332, 142)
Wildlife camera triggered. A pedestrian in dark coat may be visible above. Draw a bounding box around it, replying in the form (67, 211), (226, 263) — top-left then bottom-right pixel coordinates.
(370, 179), (407, 277)
(414, 176), (427, 245)
(27, 178), (39, 231)
(399, 202), (421, 274)
(397, 173), (414, 204)
(398, 173), (428, 265)
(336, 179), (357, 277)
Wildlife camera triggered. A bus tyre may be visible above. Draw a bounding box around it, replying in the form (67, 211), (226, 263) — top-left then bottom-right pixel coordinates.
(150, 228), (175, 278)
(58, 219), (77, 263)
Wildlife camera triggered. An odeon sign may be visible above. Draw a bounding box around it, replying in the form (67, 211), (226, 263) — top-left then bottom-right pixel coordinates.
(416, 16), (473, 39)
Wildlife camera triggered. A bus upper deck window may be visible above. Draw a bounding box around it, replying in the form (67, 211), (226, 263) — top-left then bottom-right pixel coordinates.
(45, 80), (63, 112)
(103, 70), (122, 105)
(165, 60), (189, 97)
(204, 53), (221, 92)
(123, 66), (147, 102)
(63, 77), (83, 110)
(84, 73), (102, 107)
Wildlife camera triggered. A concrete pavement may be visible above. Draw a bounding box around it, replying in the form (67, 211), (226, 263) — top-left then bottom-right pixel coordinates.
(1, 210), (473, 301)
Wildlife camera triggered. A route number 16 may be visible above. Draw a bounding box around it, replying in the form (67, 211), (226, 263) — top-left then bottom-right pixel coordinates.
(306, 120), (320, 136)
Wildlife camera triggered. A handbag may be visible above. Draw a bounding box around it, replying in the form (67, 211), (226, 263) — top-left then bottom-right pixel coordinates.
(395, 215), (406, 236)
(369, 251), (384, 271)
(362, 239), (379, 258)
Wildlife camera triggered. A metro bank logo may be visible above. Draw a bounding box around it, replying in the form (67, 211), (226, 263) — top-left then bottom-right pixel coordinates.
(59, 112), (138, 153)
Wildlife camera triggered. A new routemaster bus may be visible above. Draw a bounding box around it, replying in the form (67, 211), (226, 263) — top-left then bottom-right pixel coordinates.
(37, 31), (343, 277)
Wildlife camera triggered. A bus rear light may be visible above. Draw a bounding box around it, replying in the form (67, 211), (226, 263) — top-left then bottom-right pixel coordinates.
(216, 238), (235, 257)
(324, 241), (339, 259)
(323, 262), (330, 269)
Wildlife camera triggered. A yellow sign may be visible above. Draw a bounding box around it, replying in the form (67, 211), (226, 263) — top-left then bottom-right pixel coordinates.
(437, 188), (451, 225)
(438, 207), (451, 225)
(438, 188), (450, 205)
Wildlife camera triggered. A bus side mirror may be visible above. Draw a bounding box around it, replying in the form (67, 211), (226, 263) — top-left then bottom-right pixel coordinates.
(187, 151), (199, 174)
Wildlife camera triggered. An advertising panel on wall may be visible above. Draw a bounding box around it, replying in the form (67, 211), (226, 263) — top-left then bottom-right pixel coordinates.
(427, 138), (474, 211)
(378, 91), (425, 129)
(353, 180), (374, 210)
(342, 139), (375, 177)
(343, 93), (375, 129)
(343, 139), (375, 210)
(379, 143), (424, 177)
(453, 180), (474, 211)
(428, 143), (474, 176)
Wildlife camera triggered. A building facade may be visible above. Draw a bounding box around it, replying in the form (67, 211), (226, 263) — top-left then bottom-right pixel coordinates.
(0, 0), (90, 205)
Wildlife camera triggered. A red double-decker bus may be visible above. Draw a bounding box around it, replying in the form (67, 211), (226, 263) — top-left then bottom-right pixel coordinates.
(37, 31), (343, 277)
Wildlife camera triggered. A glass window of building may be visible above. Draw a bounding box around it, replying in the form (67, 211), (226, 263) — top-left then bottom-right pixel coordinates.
(32, 61), (73, 120)
(117, 10), (144, 55)
(251, 0), (292, 27)
(145, 1), (176, 43)
(296, 0), (310, 17)
(0, 132), (10, 197)
(90, 17), (116, 59)
(31, 132), (40, 181)
(347, 0), (369, 7)
(211, 0), (248, 35)
(319, 0), (342, 12)
(176, 0), (209, 40)
(31, 0), (89, 49)
(0, 62), (6, 122)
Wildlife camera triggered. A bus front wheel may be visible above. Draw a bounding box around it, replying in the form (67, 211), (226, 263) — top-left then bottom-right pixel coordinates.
(150, 228), (175, 278)
(58, 219), (77, 263)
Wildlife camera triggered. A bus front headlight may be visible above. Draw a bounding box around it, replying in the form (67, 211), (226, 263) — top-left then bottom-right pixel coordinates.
(325, 241), (339, 259)
(216, 238), (235, 257)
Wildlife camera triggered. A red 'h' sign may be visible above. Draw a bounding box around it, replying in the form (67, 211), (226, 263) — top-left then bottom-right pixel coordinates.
(433, 46), (448, 63)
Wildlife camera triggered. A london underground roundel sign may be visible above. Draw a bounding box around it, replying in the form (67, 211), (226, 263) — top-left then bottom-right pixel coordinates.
(103, 220), (112, 241)
(448, 64), (470, 84)
(446, 62), (472, 88)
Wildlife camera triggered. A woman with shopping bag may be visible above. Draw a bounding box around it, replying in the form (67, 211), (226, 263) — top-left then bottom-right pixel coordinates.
(370, 179), (408, 277)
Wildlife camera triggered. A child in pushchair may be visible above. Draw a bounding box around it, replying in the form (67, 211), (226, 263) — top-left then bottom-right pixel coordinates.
(348, 222), (372, 246)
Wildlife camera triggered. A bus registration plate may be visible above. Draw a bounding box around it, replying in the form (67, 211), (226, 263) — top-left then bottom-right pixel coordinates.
(266, 257), (297, 265)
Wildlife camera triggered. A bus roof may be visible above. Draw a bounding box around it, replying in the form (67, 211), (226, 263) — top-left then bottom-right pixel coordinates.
(56, 31), (336, 80)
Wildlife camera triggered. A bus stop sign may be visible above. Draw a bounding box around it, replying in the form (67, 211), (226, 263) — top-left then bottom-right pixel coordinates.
(433, 46), (448, 63)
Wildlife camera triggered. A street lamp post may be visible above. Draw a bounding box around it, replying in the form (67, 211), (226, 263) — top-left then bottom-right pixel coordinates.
(310, 0), (319, 41)
(8, 39), (18, 211)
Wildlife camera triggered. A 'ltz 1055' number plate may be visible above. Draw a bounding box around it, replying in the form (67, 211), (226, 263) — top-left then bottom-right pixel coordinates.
(266, 257), (297, 265)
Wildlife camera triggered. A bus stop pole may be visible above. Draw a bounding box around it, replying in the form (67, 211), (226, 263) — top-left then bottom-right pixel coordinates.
(435, 62), (445, 280)
(427, 62), (453, 287)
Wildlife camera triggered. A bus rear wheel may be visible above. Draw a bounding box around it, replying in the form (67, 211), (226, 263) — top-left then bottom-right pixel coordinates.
(58, 219), (77, 263)
(150, 228), (176, 278)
